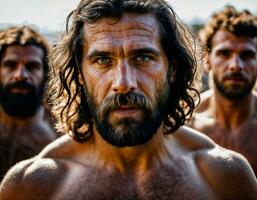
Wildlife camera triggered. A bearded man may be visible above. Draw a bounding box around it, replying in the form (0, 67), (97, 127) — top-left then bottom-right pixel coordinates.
(189, 6), (257, 176)
(0, 26), (56, 179)
(0, 1), (256, 199)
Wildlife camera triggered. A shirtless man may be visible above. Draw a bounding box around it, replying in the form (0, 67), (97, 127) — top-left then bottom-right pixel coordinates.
(0, 1), (256, 199)
(189, 6), (257, 176)
(0, 26), (56, 179)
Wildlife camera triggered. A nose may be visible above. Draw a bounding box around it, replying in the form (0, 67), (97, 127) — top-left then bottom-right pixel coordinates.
(13, 64), (29, 81)
(228, 55), (244, 73)
(112, 61), (137, 94)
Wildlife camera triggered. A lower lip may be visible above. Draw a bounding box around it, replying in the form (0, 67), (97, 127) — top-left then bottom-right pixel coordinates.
(224, 79), (245, 83)
(112, 108), (140, 116)
(10, 88), (30, 93)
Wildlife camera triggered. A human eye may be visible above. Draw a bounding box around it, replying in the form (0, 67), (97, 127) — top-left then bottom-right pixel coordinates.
(240, 50), (256, 60)
(135, 55), (151, 63)
(216, 49), (231, 58)
(87, 51), (113, 68)
(26, 61), (42, 71)
(2, 60), (17, 69)
(96, 56), (112, 65)
(133, 54), (156, 67)
(131, 48), (160, 67)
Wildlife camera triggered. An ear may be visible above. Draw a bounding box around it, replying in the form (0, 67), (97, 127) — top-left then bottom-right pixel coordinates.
(204, 52), (211, 73)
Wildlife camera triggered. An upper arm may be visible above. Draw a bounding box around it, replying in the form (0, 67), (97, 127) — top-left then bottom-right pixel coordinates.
(197, 147), (257, 199)
(0, 158), (67, 200)
(0, 159), (34, 200)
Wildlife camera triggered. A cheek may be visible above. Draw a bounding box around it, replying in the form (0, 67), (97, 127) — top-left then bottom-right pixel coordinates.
(137, 67), (167, 102)
(247, 66), (257, 81)
(211, 69), (222, 82)
(209, 54), (225, 68)
(247, 61), (257, 73)
(0, 70), (8, 85)
(83, 68), (112, 105)
(38, 69), (44, 80)
(209, 59), (224, 76)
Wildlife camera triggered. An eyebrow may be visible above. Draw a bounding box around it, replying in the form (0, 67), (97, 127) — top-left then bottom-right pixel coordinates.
(2, 58), (42, 63)
(86, 50), (112, 60)
(215, 48), (231, 52)
(241, 49), (257, 54)
(129, 48), (161, 57)
(86, 47), (161, 60)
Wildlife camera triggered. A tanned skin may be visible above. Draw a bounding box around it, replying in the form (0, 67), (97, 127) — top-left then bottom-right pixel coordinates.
(0, 14), (256, 200)
(0, 45), (56, 179)
(190, 30), (257, 176)
(0, 127), (256, 200)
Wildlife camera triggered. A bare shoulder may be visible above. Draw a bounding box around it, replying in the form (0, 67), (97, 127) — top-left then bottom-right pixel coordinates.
(0, 135), (74, 200)
(194, 90), (213, 113)
(197, 146), (257, 198)
(172, 126), (216, 150)
(187, 90), (214, 129)
(174, 127), (257, 198)
(0, 158), (68, 200)
(38, 134), (75, 157)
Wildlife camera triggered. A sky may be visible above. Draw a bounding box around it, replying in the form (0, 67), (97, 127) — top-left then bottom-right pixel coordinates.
(0, 0), (256, 32)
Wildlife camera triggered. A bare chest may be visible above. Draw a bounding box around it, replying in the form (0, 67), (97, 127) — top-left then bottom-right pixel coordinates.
(52, 164), (216, 200)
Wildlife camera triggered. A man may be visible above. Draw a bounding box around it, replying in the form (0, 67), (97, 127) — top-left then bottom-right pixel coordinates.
(189, 6), (257, 176)
(1, 1), (256, 199)
(0, 26), (57, 179)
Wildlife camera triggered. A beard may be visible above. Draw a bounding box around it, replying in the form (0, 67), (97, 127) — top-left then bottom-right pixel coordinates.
(0, 80), (45, 118)
(84, 85), (170, 147)
(213, 72), (256, 100)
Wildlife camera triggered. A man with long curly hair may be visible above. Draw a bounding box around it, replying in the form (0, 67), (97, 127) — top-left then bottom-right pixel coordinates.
(1, 1), (256, 199)
(189, 6), (257, 177)
(0, 26), (56, 180)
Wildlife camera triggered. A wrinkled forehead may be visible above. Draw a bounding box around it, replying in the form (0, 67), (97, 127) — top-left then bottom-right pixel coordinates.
(83, 13), (161, 45)
(211, 30), (257, 51)
(1, 44), (44, 62)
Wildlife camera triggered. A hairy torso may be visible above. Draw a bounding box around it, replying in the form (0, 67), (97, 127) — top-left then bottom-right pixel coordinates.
(1, 130), (257, 200)
(0, 121), (56, 179)
(49, 156), (215, 200)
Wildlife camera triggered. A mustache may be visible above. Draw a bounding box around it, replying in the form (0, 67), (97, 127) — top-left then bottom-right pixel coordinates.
(4, 80), (35, 92)
(97, 92), (151, 115)
(223, 72), (247, 81)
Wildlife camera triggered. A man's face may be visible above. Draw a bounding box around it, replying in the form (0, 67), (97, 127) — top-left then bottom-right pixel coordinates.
(208, 30), (257, 100)
(81, 13), (170, 147)
(0, 44), (45, 118)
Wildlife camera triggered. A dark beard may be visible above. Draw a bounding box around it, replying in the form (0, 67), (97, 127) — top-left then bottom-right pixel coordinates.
(85, 89), (169, 147)
(0, 80), (44, 118)
(214, 73), (256, 100)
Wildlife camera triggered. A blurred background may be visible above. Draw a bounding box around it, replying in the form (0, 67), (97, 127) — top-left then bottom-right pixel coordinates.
(0, 0), (256, 43)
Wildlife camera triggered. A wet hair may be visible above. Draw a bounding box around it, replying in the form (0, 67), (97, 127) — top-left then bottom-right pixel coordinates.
(49, 0), (200, 143)
(0, 26), (50, 76)
(200, 5), (257, 52)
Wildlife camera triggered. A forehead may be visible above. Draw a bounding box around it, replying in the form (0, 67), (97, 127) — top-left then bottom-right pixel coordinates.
(211, 30), (257, 52)
(2, 44), (44, 61)
(83, 13), (161, 50)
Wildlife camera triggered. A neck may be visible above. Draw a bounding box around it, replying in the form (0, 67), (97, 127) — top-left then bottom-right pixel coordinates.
(0, 106), (44, 130)
(91, 125), (166, 174)
(211, 89), (256, 130)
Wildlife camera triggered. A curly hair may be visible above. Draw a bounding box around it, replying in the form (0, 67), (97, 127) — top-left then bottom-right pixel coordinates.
(49, 0), (200, 143)
(200, 5), (257, 52)
(0, 26), (50, 76)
